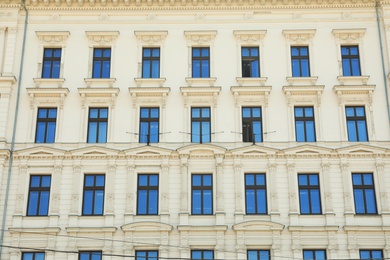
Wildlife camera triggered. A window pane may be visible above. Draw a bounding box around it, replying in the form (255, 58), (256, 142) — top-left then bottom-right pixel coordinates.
(150, 175), (158, 186)
(296, 121), (305, 142)
(150, 109), (159, 118)
(202, 108), (210, 118)
(306, 121), (316, 141)
(357, 120), (368, 141)
(149, 190), (158, 214)
(256, 174), (265, 185)
(246, 189), (255, 213)
(301, 59), (310, 76)
(203, 190), (212, 214)
(94, 190), (104, 214)
(298, 175), (308, 185)
(310, 189), (321, 213)
(192, 122), (200, 142)
(347, 121), (357, 141)
(192, 108), (200, 118)
(139, 175), (148, 186)
(299, 189), (310, 214)
(98, 122), (107, 143)
(96, 175), (105, 186)
(152, 60), (159, 78)
(192, 190), (201, 214)
(257, 189), (266, 213)
(46, 122), (56, 143)
(365, 189), (377, 213)
(36, 122), (47, 143)
(39, 191), (50, 215)
(201, 61), (209, 77)
(138, 190), (147, 214)
(83, 190), (93, 214)
(193, 175), (201, 186)
(354, 189), (365, 213)
(246, 174), (255, 185)
(28, 191), (39, 215)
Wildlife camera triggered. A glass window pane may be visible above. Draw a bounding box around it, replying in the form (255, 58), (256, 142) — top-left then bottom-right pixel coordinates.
(150, 175), (158, 186)
(149, 190), (158, 214)
(306, 121), (316, 142)
(152, 60), (159, 78)
(347, 121), (357, 141)
(252, 108), (261, 118)
(150, 109), (159, 118)
(28, 192), (39, 215)
(93, 61), (101, 78)
(202, 108), (210, 118)
(298, 175), (308, 185)
(352, 174), (362, 185)
(309, 175), (318, 185)
(143, 60), (151, 78)
(242, 48), (250, 57)
(96, 175), (105, 186)
(192, 175), (202, 186)
(138, 190), (147, 214)
(98, 122), (107, 143)
(345, 107), (355, 117)
(310, 189), (321, 213)
(257, 189), (266, 213)
(46, 122), (56, 143)
(139, 175), (148, 186)
(242, 108), (251, 118)
(363, 174), (373, 185)
(356, 107), (365, 116)
(365, 189), (377, 213)
(31, 176), (41, 187)
(100, 108), (108, 118)
(357, 121), (368, 141)
(192, 108), (200, 118)
(103, 49), (111, 57)
(41, 176), (51, 187)
(296, 121), (305, 142)
(299, 190), (310, 214)
(192, 122), (200, 142)
(192, 190), (201, 214)
(39, 191), (50, 215)
(315, 251), (326, 260)
(203, 190), (212, 214)
(203, 175), (212, 186)
(201, 61), (209, 77)
(192, 48), (200, 57)
(94, 49), (102, 57)
(301, 59), (310, 76)
(152, 48), (160, 57)
(246, 174), (255, 185)
(83, 190), (93, 214)
(246, 189), (255, 213)
(35, 123), (46, 143)
(94, 190), (104, 214)
(256, 174), (265, 185)
(354, 189), (365, 213)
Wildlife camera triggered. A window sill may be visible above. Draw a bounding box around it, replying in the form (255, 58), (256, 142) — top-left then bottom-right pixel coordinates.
(286, 76), (318, 85)
(236, 77), (267, 86)
(84, 78), (116, 87)
(134, 77), (166, 87)
(337, 75), (370, 85)
(185, 77), (217, 87)
(33, 78), (65, 88)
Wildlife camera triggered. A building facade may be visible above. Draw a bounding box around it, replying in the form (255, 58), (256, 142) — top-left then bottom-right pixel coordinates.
(0, 0), (390, 259)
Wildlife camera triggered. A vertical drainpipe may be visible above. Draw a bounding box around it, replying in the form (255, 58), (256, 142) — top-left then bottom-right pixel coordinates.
(0, 0), (28, 257)
(376, 0), (390, 126)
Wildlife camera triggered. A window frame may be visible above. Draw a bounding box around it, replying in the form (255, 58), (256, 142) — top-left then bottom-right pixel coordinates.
(345, 106), (368, 142)
(242, 107), (262, 143)
(291, 46), (311, 77)
(135, 250), (159, 260)
(191, 250), (214, 259)
(139, 107), (160, 144)
(142, 47), (160, 79)
(92, 47), (111, 79)
(26, 175), (51, 216)
(137, 174), (159, 215)
(191, 174), (213, 215)
(303, 249), (327, 260)
(192, 47), (210, 78)
(298, 173), (322, 215)
(341, 45), (361, 76)
(87, 107), (108, 143)
(82, 174), (105, 216)
(41, 48), (62, 79)
(22, 252), (46, 260)
(352, 173), (377, 215)
(294, 106), (316, 142)
(245, 173), (267, 215)
(247, 250), (270, 260)
(241, 46), (260, 78)
(79, 251), (102, 260)
(35, 107), (57, 143)
(191, 107), (211, 144)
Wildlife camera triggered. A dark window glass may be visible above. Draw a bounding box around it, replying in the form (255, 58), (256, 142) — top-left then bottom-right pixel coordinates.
(22, 252), (45, 260)
(191, 250), (214, 259)
(245, 173), (267, 214)
(79, 252), (102, 260)
(346, 106), (368, 142)
(192, 174), (213, 215)
(352, 173), (377, 214)
(82, 174), (105, 216)
(294, 107), (316, 142)
(291, 46), (310, 77)
(35, 108), (57, 143)
(139, 108), (159, 144)
(242, 47), (260, 77)
(247, 250), (270, 260)
(137, 174), (159, 215)
(242, 107), (262, 143)
(303, 250), (326, 260)
(142, 48), (160, 78)
(42, 48), (61, 78)
(298, 174), (322, 214)
(191, 107), (211, 143)
(360, 250), (383, 260)
(92, 48), (111, 78)
(87, 108), (108, 143)
(192, 47), (210, 78)
(135, 250), (158, 260)
(27, 175), (51, 216)
(341, 45), (361, 76)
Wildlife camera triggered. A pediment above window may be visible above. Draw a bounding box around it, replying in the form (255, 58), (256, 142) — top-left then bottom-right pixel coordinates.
(333, 84), (375, 105)
(71, 146), (119, 158)
(13, 146), (66, 160)
(129, 87), (170, 107)
(332, 28), (366, 42)
(27, 87), (69, 108)
(78, 87), (120, 108)
(282, 144), (333, 156)
(283, 85), (324, 105)
(230, 86), (271, 107)
(232, 220), (284, 231)
(33, 78), (65, 88)
(123, 146), (173, 158)
(121, 222), (173, 232)
(178, 225), (228, 231)
(180, 86), (221, 107)
(282, 29), (316, 43)
(230, 145), (279, 157)
(233, 30), (267, 44)
(85, 31), (119, 45)
(36, 31), (70, 46)
(66, 227), (117, 233)
(336, 144), (387, 155)
(134, 31), (168, 44)
(177, 144), (226, 158)
(184, 30), (217, 45)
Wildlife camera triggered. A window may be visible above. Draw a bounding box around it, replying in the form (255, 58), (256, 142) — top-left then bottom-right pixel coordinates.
(303, 250), (326, 260)
(137, 174), (159, 215)
(245, 174), (267, 214)
(298, 174), (321, 214)
(242, 47), (260, 77)
(360, 250), (383, 260)
(42, 48), (61, 78)
(191, 107), (211, 143)
(191, 250), (214, 259)
(242, 107), (262, 143)
(140, 108), (159, 144)
(192, 174), (213, 215)
(79, 252), (102, 260)
(35, 108), (57, 143)
(352, 173), (377, 214)
(294, 107), (316, 142)
(27, 175), (51, 216)
(341, 45), (361, 76)
(82, 174), (105, 216)
(346, 106), (368, 142)
(291, 46), (310, 77)
(192, 47), (210, 78)
(22, 252), (45, 260)
(142, 48), (160, 78)
(92, 48), (111, 78)
(87, 108), (108, 143)
(247, 250), (270, 260)
(136, 250), (158, 260)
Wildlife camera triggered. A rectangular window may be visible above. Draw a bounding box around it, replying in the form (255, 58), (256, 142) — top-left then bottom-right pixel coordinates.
(360, 250), (383, 260)
(352, 173), (377, 214)
(245, 173), (267, 214)
(42, 48), (61, 78)
(22, 252), (45, 260)
(92, 48), (111, 78)
(35, 108), (57, 143)
(346, 106), (368, 142)
(192, 174), (213, 215)
(136, 250), (158, 260)
(79, 252), (102, 260)
(291, 46), (310, 77)
(142, 48), (160, 78)
(342, 45), (361, 76)
(298, 174), (322, 214)
(247, 250), (270, 260)
(242, 47), (260, 77)
(82, 174), (105, 216)
(27, 175), (51, 216)
(191, 250), (214, 259)
(191, 107), (211, 143)
(87, 108), (108, 143)
(140, 108), (159, 144)
(294, 107), (316, 142)
(303, 250), (326, 260)
(137, 174), (159, 215)
(192, 47), (210, 78)
(242, 107), (262, 143)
